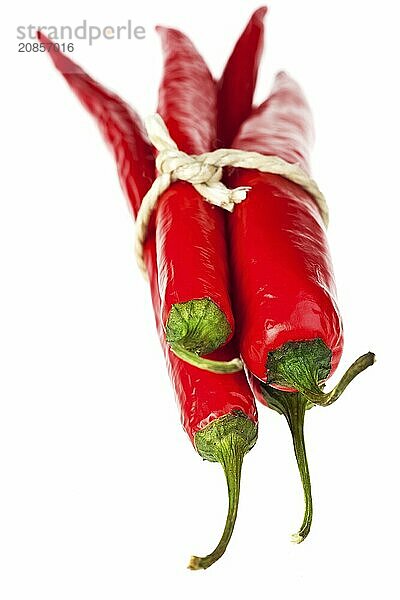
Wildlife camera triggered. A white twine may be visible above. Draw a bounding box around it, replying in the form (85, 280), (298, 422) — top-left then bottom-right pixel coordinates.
(135, 113), (329, 276)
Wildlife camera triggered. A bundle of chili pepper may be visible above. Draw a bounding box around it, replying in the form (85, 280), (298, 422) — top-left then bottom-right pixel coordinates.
(39, 2), (375, 567)
(39, 24), (258, 570)
(219, 67), (374, 540)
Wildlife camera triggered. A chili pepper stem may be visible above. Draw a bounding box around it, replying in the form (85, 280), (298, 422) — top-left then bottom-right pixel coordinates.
(307, 352), (375, 406)
(290, 400), (312, 543)
(265, 388), (313, 542)
(267, 339), (375, 406)
(188, 440), (243, 570)
(188, 413), (257, 570)
(170, 343), (243, 373)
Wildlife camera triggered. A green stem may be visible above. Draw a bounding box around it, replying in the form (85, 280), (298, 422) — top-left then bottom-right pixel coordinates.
(302, 352), (375, 407)
(188, 413), (257, 570)
(264, 388), (313, 542)
(188, 437), (244, 570)
(289, 397), (312, 542)
(170, 343), (243, 374)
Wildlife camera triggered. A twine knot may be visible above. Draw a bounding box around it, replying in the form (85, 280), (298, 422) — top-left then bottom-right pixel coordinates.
(148, 114), (250, 212)
(134, 113), (328, 276)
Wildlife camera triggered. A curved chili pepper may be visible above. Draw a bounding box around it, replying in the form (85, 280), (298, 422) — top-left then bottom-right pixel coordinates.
(217, 6), (267, 147)
(155, 27), (258, 567)
(41, 33), (258, 569)
(155, 27), (240, 373)
(220, 68), (374, 541)
(146, 243), (258, 570)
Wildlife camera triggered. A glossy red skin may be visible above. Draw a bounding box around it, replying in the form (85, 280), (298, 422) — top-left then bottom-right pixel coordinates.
(226, 72), (343, 383)
(146, 243), (258, 443)
(156, 28), (234, 338)
(217, 7), (267, 147)
(42, 34), (257, 443)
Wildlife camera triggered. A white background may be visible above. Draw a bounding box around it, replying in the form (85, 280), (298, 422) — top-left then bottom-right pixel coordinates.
(1, 0), (399, 598)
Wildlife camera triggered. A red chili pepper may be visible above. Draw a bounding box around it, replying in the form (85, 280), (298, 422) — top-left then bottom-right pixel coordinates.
(217, 6), (267, 147)
(219, 65), (374, 541)
(156, 27), (258, 567)
(41, 33), (258, 570)
(154, 27), (240, 374)
(147, 242), (258, 570)
(225, 71), (374, 394)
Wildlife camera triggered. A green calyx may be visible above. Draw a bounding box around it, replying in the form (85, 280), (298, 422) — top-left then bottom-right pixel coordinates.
(267, 338), (375, 406)
(262, 385), (313, 542)
(194, 411), (258, 462)
(267, 339), (332, 394)
(167, 298), (242, 374)
(166, 298), (231, 355)
(188, 412), (258, 571)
